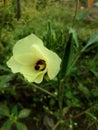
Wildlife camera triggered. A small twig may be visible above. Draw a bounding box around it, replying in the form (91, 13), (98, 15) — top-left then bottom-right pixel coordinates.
(31, 83), (56, 98)
(73, 104), (98, 119)
(52, 120), (61, 130)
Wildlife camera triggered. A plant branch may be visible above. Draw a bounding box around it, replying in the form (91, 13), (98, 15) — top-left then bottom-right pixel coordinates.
(52, 120), (61, 130)
(73, 104), (98, 119)
(31, 83), (56, 98)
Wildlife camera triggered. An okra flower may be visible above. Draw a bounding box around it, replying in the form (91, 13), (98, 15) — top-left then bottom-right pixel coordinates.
(7, 34), (61, 83)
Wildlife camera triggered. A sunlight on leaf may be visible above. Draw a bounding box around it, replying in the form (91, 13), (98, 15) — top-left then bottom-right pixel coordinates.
(18, 109), (31, 119)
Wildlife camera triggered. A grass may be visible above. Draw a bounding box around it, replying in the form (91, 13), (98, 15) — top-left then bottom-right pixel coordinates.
(0, 0), (98, 130)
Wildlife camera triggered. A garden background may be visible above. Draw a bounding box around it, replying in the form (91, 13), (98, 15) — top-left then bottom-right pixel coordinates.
(0, 0), (98, 130)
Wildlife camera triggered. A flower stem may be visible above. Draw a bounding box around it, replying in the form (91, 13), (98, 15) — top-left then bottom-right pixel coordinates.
(58, 77), (65, 120)
(57, 0), (79, 123)
(72, 0), (79, 28)
(31, 83), (56, 98)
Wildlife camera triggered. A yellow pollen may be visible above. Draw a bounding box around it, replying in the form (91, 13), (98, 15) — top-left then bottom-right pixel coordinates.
(35, 59), (46, 71)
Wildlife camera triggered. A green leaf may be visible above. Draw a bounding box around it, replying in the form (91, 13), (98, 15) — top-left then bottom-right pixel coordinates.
(16, 122), (27, 130)
(89, 53), (98, 78)
(81, 31), (98, 52)
(11, 105), (18, 116)
(43, 115), (54, 129)
(66, 98), (81, 107)
(1, 119), (13, 130)
(59, 33), (73, 78)
(45, 21), (56, 49)
(18, 109), (31, 118)
(62, 106), (70, 117)
(90, 69), (98, 78)
(86, 112), (98, 121)
(0, 65), (10, 71)
(0, 104), (10, 117)
(65, 91), (74, 99)
(78, 83), (90, 97)
(0, 75), (13, 88)
(69, 28), (79, 48)
(92, 87), (98, 97)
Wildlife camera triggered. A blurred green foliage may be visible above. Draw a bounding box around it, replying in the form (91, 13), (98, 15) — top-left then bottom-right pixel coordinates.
(0, 0), (98, 130)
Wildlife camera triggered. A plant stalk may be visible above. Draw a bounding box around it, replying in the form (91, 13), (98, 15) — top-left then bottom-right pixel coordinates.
(31, 83), (56, 98)
(72, 0), (79, 28)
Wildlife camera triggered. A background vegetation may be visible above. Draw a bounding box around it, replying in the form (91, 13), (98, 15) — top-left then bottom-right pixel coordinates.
(0, 0), (98, 130)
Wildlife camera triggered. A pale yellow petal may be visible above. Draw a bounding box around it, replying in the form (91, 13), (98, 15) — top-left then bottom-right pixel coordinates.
(7, 56), (46, 83)
(24, 70), (46, 83)
(31, 45), (61, 79)
(14, 41), (45, 65)
(13, 34), (43, 56)
(45, 50), (61, 79)
(13, 53), (35, 65)
(7, 56), (22, 73)
(7, 56), (34, 74)
(7, 33), (61, 83)
(34, 71), (46, 83)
